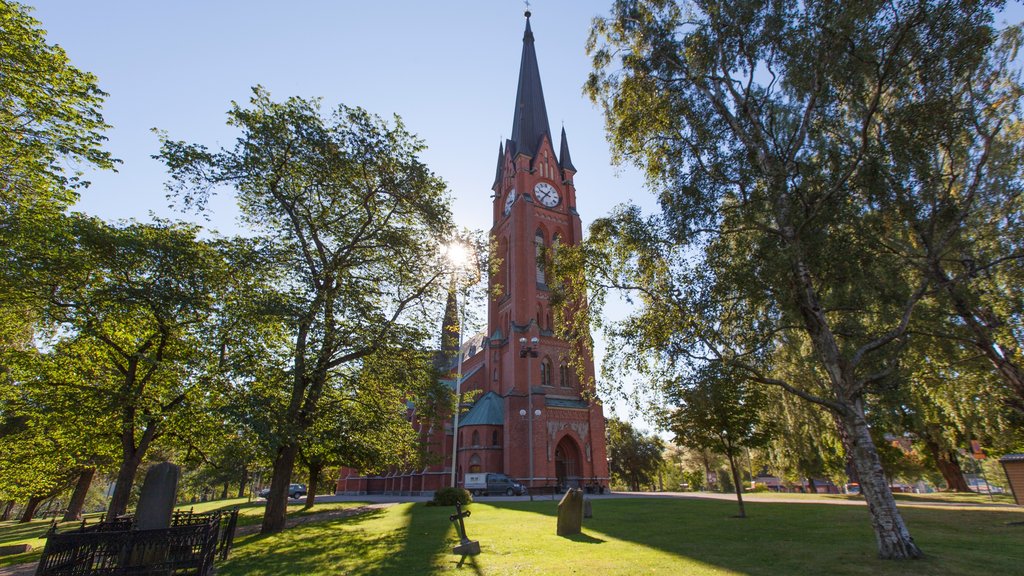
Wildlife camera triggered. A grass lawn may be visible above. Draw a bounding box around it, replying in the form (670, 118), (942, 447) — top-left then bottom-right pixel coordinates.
(0, 496), (359, 568)
(219, 497), (1024, 576)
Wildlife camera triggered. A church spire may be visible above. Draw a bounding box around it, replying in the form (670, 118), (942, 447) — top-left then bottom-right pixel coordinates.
(492, 142), (504, 188)
(510, 10), (551, 159)
(559, 126), (576, 173)
(438, 277), (460, 370)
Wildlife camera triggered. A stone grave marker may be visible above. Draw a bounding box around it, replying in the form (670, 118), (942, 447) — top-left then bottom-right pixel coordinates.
(135, 462), (180, 530)
(130, 462), (181, 567)
(557, 488), (583, 536)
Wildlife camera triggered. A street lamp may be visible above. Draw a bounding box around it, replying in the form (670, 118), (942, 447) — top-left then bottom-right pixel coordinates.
(519, 336), (539, 488)
(444, 240), (474, 489)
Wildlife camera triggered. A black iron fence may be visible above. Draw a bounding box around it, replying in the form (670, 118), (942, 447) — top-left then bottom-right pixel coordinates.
(35, 509), (238, 576)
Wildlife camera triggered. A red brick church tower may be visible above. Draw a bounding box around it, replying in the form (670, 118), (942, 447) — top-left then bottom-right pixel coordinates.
(337, 10), (608, 495)
(451, 10), (608, 492)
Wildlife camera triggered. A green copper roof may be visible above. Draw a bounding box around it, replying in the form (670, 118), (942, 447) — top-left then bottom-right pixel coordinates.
(459, 391), (505, 427)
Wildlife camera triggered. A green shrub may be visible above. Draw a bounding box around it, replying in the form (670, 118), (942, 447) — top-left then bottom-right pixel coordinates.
(429, 487), (472, 507)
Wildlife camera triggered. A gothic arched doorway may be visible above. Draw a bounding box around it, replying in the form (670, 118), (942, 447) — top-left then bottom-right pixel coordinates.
(554, 435), (582, 490)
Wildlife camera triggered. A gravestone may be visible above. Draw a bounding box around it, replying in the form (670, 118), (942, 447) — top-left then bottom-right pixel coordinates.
(0, 543), (31, 556)
(130, 462), (180, 568)
(583, 497), (592, 519)
(135, 462), (180, 530)
(557, 488), (583, 536)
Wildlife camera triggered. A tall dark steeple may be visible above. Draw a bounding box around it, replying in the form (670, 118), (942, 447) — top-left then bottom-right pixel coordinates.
(509, 10), (551, 159)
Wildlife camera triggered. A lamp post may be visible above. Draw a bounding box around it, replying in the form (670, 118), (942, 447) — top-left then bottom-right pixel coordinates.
(519, 336), (539, 488)
(445, 241), (473, 489)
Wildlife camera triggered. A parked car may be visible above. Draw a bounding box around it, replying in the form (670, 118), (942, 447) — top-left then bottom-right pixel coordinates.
(257, 483), (307, 499)
(464, 473), (527, 496)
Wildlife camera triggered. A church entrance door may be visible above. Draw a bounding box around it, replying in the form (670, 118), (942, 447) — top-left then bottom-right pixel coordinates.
(554, 436), (582, 490)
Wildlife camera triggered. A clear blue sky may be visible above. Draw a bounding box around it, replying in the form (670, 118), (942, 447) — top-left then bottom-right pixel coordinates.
(29, 0), (659, 426)
(30, 1), (651, 235)
(27, 1), (1024, 435)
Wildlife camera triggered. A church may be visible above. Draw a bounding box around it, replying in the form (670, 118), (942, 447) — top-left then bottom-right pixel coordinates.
(337, 10), (609, 495)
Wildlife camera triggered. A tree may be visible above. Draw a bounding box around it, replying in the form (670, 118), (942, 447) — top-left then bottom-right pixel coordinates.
(0, 0), (117, 372)
(667, 364), (773, 517)
(297, 349), (443, 508)
(606, 418), (663, 491)
(38, 216), (222, 517)
(158, 87), (454, 533)
(0, 338), (123, 521)
(580, 0), (1019, 559)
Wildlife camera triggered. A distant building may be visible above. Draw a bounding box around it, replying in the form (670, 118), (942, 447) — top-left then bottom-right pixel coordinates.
(336, 11), (609, 495)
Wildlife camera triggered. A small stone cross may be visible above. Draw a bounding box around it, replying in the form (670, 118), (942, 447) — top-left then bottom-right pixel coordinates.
(449, 502), (480, 563)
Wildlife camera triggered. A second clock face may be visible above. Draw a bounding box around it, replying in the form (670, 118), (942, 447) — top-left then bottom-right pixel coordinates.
(504, 189), (516, 215)
(534, 182), (560, 207)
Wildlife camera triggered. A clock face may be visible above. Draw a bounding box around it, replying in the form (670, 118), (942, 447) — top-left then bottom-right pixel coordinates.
(534, 182), (560, 207)
(503, 189), (516, 215)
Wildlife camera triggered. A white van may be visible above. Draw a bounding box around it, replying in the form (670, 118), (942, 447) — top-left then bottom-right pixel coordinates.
(464, 472), (526, 496)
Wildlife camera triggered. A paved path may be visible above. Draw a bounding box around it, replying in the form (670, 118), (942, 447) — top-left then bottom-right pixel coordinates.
(320, 489), (1019, 509)
(0, 561), (34, 576)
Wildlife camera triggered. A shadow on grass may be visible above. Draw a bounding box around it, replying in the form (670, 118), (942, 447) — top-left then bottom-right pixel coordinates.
(561, 532), (605, 544)
(550, 498), (1024, 576)
(219, 504), (457, 576)
(218, 497), (1023, 576)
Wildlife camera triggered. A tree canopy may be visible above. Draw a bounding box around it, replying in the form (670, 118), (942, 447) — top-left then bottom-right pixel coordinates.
(158, 87), (455, 533)
(577, 0), (1023, 559)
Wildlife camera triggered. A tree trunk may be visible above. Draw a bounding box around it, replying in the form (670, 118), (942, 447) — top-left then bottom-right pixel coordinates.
(808, 477), (818, 494)
(841, 408), (923, 559)
(727, 453), (746, 518)
(63, 467), (96, 521)
(108, 452), (144, 518)
(237, 465), (248, 499)
(0, 500), (14, 521)
(831, 405), (860, 484)
(304, 463), (322, 509)
(701, 452), (711, 491)
(220, 482), (229, 500)
(19, 495), (43, 523)
(922, 432), (970, 492)
(261, 442), (299, 534)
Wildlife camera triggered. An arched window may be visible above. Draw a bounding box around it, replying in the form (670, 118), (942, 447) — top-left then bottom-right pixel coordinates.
(540, 358), (552, 387)
(560, 362), (569, 387)
(535, 229), (546, 284)
(471, 430), (480, 447)
(492, 430), (499, 446)
(469, 454), (482, 473)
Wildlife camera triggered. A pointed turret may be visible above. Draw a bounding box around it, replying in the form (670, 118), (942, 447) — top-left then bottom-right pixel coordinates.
(437, 278), (460, 370)
(510, 11), (551, 159)
(559, 126), (576, 173)
(492, 142), (504, 188)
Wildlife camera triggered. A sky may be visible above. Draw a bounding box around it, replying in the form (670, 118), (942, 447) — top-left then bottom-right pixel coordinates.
(28, 1), (659, 426)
